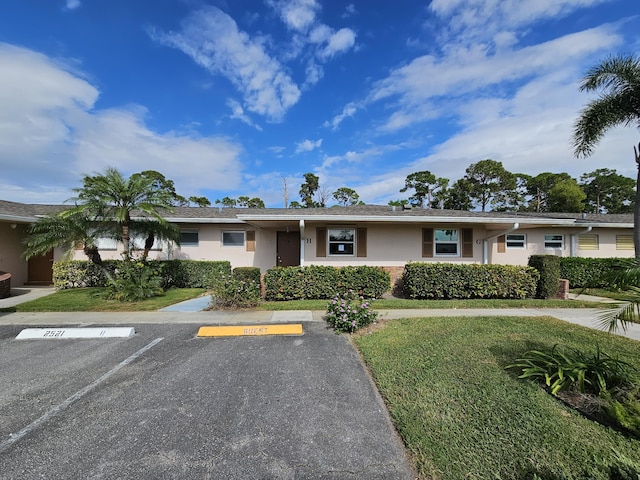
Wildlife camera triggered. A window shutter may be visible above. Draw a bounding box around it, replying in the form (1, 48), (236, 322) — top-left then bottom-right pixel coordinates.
(316, 227), (327, 257)
(356, 228), (367, 257)
(616, 235), (633, 251)
(246, 231), (255, 252)
(422, 228), (433, 258)
(497, 235), (505, 253)
(462, 228), (473, 258)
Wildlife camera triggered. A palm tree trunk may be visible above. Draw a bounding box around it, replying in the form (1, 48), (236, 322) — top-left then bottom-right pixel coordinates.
(634, 144), (640, 258)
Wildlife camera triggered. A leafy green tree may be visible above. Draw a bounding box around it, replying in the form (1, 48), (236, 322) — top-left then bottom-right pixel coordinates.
(440, 179), (474, 210)
(463, 159), (516, 212)
(388, 199), (409, 207)
(215, 197), (238, 207)
(524, 172), (574, 212)
(546, 178), (586, 212)
(573, 54), (640, 255)
(579, 168), (635, 213)
(400, 170), (447, 208)
(188, 196), (211, 207)
(66, 168), (180, 260)
(237, 196), (265, 208)
(299, 172), (321, 208)
(288, 201), (302, 208)
(333, 187), (362, 206)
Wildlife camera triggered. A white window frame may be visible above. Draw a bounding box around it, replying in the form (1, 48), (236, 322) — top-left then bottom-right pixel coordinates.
(434, 229), (459, 257)
(179, 230), (199, 246)
(95, 237), (118, 251)
(328, 227), (355, 256)
(222, 231), (245, 247)
(506, 233), (526, 249)
(544, 234), (564, 249)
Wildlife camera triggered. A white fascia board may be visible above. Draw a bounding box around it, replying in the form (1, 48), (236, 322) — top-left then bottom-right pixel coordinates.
(0, 214), (36, 223)
(236, 214), (578, 225)
(577, 222), (633, 228)
(166, 217), (245, 224)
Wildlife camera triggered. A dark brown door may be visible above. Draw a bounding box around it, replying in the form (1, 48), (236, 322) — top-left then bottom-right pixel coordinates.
(277, 231), (300, 267)
(28, 250), (53, 284)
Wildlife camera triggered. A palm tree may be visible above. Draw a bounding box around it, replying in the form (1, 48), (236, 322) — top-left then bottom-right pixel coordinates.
(23, 211), (106, 265)
(573, 55), (640, 332)
(573, 54), (640, 255)
(67, 168), (180, 260)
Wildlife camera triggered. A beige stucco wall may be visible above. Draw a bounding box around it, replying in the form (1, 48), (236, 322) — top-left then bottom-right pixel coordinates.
(0, 222), (29, 286)
(304, 223), (484, 266)
(488, 227), (635, 265)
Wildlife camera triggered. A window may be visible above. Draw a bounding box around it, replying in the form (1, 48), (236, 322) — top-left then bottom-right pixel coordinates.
(616, 235), (634, 251)
(328, 228), (354, 255)
(506, 233), (526, 249)
(434, 229), (459, 256)
(222, 231), (245, 247)
(544, 234), (564, 249)
(131, 235), (162, 251)
(578, 234), (599, 250)
(95, 237), (118, 250)
(179, 231), (199, 246)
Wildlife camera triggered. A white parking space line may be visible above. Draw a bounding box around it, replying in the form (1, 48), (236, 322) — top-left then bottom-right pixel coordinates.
(0, 337), (164, 454)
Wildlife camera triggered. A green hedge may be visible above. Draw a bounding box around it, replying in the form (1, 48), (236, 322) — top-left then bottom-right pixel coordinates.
(528, 255), (561, 299)
(402, 263), (539, 300)
(560, 257), (628, 289)
(53, 260), (231, 290)
(263, 265), (390, 301)
(232, 267), (261, 284)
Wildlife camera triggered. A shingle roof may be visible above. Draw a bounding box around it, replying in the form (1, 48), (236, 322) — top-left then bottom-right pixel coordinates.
(0, 200), (633, 226)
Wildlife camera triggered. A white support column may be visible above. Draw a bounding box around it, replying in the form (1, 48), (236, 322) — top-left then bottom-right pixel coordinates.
(299, 219), (305, 266)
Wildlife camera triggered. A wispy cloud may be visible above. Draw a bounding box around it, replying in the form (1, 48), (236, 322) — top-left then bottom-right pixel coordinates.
(150, 6), (301, 122)
(295, 138), (323, 153)
(64, 0), (81, 11)
(226, 99), (263, 131)
(324, 102), (358, 130)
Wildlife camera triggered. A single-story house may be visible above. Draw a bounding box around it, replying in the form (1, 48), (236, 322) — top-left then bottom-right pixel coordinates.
(0, 199), (634, 287)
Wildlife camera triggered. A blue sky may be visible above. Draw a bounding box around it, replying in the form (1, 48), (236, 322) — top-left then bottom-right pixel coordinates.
(1, 0), (638, 207)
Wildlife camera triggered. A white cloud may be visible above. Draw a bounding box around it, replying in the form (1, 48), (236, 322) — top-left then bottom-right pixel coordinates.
(65, 0), (81, 11)
(369, 25), (622, 132)
(268, 0), (320, 33)
(0, 43), (244, 203)
(324, 102), (358, 130)
(226, 98), (263, 131)
(317, 28), (357, 60)
(295, 138), (323, 153)
(150, 6), (301, 122)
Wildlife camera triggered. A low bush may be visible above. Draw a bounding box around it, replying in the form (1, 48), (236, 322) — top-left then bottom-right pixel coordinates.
(560, 257), (626, 289)
(529, 255), (561, 299)
(211, 273), (261, 309)
(53, 260), (231, 290)
(263, 265), (390, 301)
(402, 263), (538, 299)
(325, 290), (378, 333)
(232, 266), (261, 285)
(103, 261), (163, 302)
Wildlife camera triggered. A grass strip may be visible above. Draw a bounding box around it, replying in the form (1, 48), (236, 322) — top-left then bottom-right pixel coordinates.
(353, 316), (640, 479)
(0, 288), (206, 312)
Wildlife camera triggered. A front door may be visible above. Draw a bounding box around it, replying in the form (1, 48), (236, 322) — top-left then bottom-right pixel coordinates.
(28, 250), (53, 284)
(277, 231), (300, 267)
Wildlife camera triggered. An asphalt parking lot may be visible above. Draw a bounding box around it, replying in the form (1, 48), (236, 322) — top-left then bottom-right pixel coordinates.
(0, 322), (415, 480)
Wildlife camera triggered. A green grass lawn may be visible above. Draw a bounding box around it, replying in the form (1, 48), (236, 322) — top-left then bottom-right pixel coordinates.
(0, 287), (207, 312)
(258, 297), (607, 311)
(353, 315), (640, 479)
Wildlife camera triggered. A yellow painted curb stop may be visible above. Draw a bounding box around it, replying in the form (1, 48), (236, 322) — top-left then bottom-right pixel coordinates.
(197, 324), (303, 337)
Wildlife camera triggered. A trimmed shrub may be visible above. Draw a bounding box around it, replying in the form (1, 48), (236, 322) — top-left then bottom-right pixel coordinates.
(528, 255), (561, 299)
(263, 265), (390, 301)
(103, 261), (163, 301)
(402, 263), (538, 300)
(232, 267), (261, 284)
(53, 260), (230, 290)
(560, 257), (629, 289)
(211, 273), (261, 309)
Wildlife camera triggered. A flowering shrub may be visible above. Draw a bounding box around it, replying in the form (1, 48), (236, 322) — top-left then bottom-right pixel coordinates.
(211, 274), (261, 309)
(325, 290), (378, 333)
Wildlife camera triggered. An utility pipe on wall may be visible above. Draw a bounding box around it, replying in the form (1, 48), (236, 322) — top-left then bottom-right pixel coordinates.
(482, 223), (519, 264)
(299, 219), (305, 266)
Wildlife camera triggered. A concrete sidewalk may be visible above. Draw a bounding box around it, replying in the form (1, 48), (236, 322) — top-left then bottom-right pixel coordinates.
(2, 287), (639, 341)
